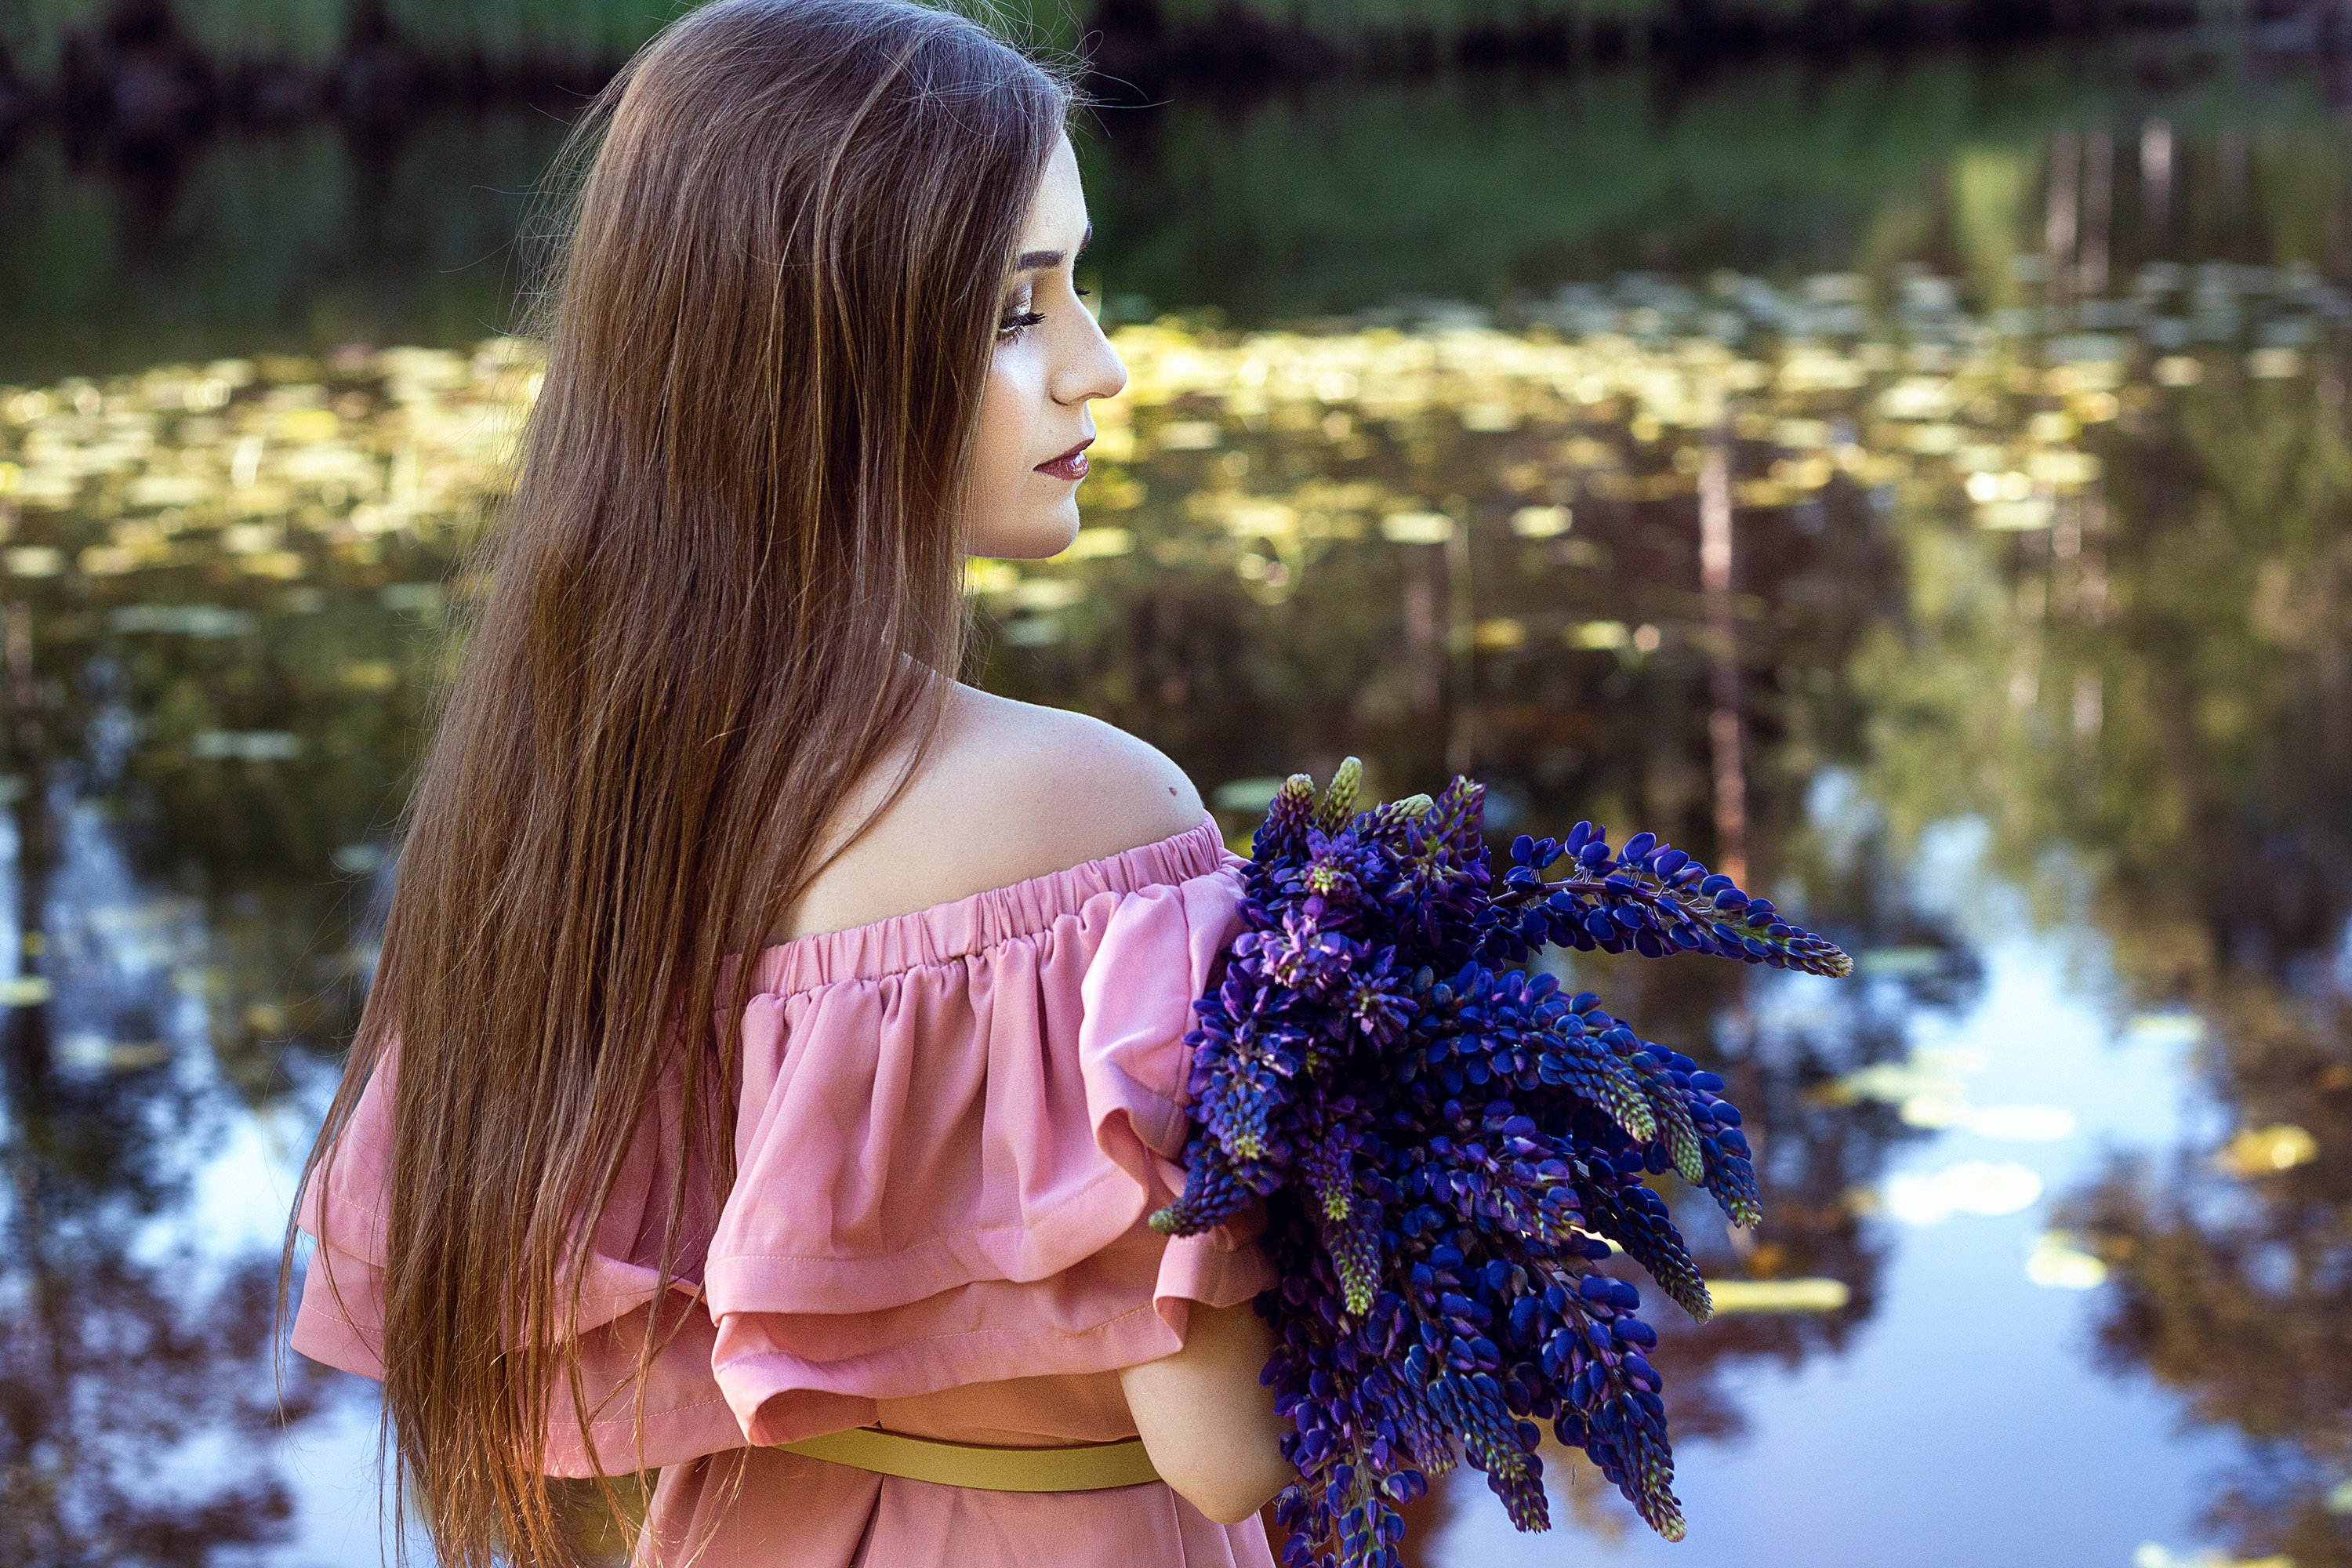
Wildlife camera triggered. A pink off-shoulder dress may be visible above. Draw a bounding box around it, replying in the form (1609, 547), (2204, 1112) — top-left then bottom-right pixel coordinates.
(288, 809), (1280, 1568)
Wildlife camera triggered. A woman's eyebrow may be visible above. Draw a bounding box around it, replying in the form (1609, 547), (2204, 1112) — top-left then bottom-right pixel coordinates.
(1012, 223), (1094, 274)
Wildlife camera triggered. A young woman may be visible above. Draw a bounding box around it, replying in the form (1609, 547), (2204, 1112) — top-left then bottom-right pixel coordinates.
(274, 2), (1294, 1564)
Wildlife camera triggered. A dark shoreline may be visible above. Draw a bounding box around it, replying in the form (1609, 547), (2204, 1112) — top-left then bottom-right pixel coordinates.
(0, 0), (2321, 151)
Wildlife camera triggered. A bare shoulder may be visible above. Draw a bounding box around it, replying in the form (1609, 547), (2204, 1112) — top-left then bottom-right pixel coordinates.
(935, 684), (1207, 877)
(771, 683), (1207, 944)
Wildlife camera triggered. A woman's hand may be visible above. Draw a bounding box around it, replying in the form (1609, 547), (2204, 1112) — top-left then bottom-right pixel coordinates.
(1120, 1296), (1295, 1526)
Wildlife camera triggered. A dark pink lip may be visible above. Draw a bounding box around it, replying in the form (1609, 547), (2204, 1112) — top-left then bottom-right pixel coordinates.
(1036, 437), (1093, 481)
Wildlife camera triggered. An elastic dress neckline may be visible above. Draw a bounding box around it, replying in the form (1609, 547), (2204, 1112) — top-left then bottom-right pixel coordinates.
(744, 808), (1235, 996)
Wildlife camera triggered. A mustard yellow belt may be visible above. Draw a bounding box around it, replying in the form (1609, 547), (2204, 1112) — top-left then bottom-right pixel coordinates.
(772, 1427), (1161, 1492)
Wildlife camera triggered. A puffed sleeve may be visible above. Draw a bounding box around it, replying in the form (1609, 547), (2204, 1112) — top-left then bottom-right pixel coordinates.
(699, 855), (1275, 1448)
(1073, 873), (1276, 1317)
(288, 1036), (744, 1476)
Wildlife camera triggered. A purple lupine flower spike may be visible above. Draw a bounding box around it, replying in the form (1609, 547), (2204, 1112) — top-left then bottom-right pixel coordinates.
(1152, 760), (1852, 1560)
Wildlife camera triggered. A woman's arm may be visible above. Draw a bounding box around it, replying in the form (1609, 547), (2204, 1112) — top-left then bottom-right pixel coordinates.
(1119, 1297), (1296, 1526)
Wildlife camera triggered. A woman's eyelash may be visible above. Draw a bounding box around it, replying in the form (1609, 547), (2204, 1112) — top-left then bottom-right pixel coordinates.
(997, 293), (1096, 345)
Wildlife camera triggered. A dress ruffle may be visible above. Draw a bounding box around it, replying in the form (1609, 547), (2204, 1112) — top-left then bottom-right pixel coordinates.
(289, 810), (1273, 1479)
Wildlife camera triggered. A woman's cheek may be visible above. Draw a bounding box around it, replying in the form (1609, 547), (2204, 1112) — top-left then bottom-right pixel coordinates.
(983, 353), (1040, 467)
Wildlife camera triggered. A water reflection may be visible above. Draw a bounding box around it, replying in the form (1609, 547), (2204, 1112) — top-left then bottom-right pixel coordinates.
(2, 221), (2349, 1568)
(2067, 992), (2352, 1568)
(0, 781), (349, 1559)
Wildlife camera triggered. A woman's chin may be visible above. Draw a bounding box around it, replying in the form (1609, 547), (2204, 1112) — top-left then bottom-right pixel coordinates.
(962, 493), (1084, 561)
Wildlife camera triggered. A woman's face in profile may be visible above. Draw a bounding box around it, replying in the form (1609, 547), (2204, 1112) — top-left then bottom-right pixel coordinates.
(960, 132), (1128, 559)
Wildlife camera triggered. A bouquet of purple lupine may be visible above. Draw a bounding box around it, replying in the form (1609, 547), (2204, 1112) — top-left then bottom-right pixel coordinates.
(1150, 760), (1852, 1563)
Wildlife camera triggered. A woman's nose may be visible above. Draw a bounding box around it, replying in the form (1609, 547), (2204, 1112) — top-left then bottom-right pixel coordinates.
(1054, 311), (1128, 406)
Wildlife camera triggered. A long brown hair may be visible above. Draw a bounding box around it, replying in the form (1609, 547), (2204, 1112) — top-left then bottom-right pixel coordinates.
(274, 4), (1073, 1563)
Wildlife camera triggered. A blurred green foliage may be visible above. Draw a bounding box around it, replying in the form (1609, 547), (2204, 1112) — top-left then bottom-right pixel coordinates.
(0, 114), (569, 382)
(0, 0), (1087, 82)
(5, 48), (2343, 381)
(0, 0), (2264, 92)
(1080, 53), (2328, 320)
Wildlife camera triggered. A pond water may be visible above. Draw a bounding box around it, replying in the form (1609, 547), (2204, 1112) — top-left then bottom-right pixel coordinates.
(1, 36), (2348, 1568)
